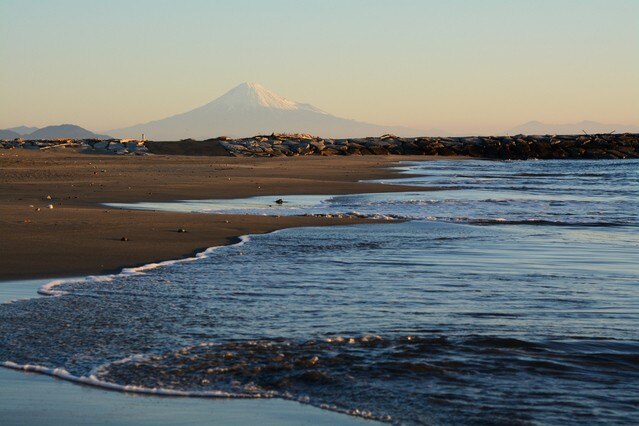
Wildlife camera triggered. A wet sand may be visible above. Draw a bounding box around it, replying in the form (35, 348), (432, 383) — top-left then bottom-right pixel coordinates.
(0, 150), (435, 281)
(0, 367), (369, 426)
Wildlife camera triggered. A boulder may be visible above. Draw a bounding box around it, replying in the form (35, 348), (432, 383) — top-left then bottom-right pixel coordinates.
(107, 142), (125, 151)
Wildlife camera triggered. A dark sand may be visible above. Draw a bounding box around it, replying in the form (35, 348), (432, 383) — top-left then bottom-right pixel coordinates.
(0, 150), (436, 280)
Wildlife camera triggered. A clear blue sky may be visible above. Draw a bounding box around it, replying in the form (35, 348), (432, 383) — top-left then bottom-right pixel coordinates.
(1, 0), (637, 133)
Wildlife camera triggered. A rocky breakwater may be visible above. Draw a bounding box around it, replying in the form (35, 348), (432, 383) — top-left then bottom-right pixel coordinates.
(218, 133), (639, 160)
(1, 139), (149, 155)
(3, 133), (638, 160)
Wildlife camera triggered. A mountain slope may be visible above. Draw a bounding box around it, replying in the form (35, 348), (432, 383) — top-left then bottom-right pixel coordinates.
(507, 120), (639, 135)
(26, 124), (111, 140)
(107, 82), (419, 140)
(6, 126), (39, 136)
(0, 129), (21, 140)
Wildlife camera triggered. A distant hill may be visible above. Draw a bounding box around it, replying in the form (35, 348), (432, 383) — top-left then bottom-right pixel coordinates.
(6, 126), (39, 136)
(107, 82), (420, 140)
(0, 129), (21, 140)
(25, 124), (111, 140)
(507, 120), (639, 135)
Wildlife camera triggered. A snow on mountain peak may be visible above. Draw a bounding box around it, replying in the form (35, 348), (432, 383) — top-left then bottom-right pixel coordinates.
(212, 82), (326, 113)
(106, 81), (419, 139)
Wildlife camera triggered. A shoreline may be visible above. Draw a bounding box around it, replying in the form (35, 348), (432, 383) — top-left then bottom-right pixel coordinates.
(0, 367), (370, 425)
(36, 233), (252, 297)
(0, 151), (439, 281)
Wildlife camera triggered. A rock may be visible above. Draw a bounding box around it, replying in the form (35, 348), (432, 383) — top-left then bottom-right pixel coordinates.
(309, 141), (325, 151)
(107, 142), (125, 151)
(177, 228), (187, 233)
(380, 134), (398, 140)
(93, 141), (108, 150)
(120, 237), (129, 242)
(46, 204), (54, 209)
(369, 146), (389, 155)
(275, 198), (284, 205)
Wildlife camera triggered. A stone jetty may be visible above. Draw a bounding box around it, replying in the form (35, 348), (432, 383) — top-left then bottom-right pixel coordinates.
(2, 133), (638, 160)
(217, 133), (639, 160)
(0, 139), (149, 155)
(1, 139), (149, 155)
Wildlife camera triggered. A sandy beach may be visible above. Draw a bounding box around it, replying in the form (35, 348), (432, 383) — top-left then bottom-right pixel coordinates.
(0, 150), (434, 281)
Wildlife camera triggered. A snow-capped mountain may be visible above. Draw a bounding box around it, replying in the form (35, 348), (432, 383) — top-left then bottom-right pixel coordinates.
(106, 82), (418, 140)
(214, 82), (327, 113)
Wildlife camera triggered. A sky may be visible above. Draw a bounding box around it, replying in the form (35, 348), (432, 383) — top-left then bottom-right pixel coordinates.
(1, 0), (638, 134)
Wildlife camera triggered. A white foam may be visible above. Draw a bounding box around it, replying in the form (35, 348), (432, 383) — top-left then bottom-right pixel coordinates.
(1, 359), (387, 421)
(38, 235), (251, 297)
(1, 360), (261, 398)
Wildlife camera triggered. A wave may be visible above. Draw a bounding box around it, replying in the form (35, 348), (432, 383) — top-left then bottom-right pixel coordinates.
(465, 218), (630, 227)
(2, 360), (251, 398)
(6, 334), (635, 424)
(38, 235), (252, 297)
(302, 211), (404, 221)
(306, 212), (633, 228)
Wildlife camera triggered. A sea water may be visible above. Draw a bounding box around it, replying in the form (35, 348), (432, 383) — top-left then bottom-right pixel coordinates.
(1, 159), (638, 424)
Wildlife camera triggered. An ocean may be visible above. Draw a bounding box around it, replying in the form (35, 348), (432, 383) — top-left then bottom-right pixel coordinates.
(1, 159), (638, 424)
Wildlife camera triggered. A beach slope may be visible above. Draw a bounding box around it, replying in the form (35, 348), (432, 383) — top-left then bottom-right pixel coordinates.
(0, 150), (433, 280)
